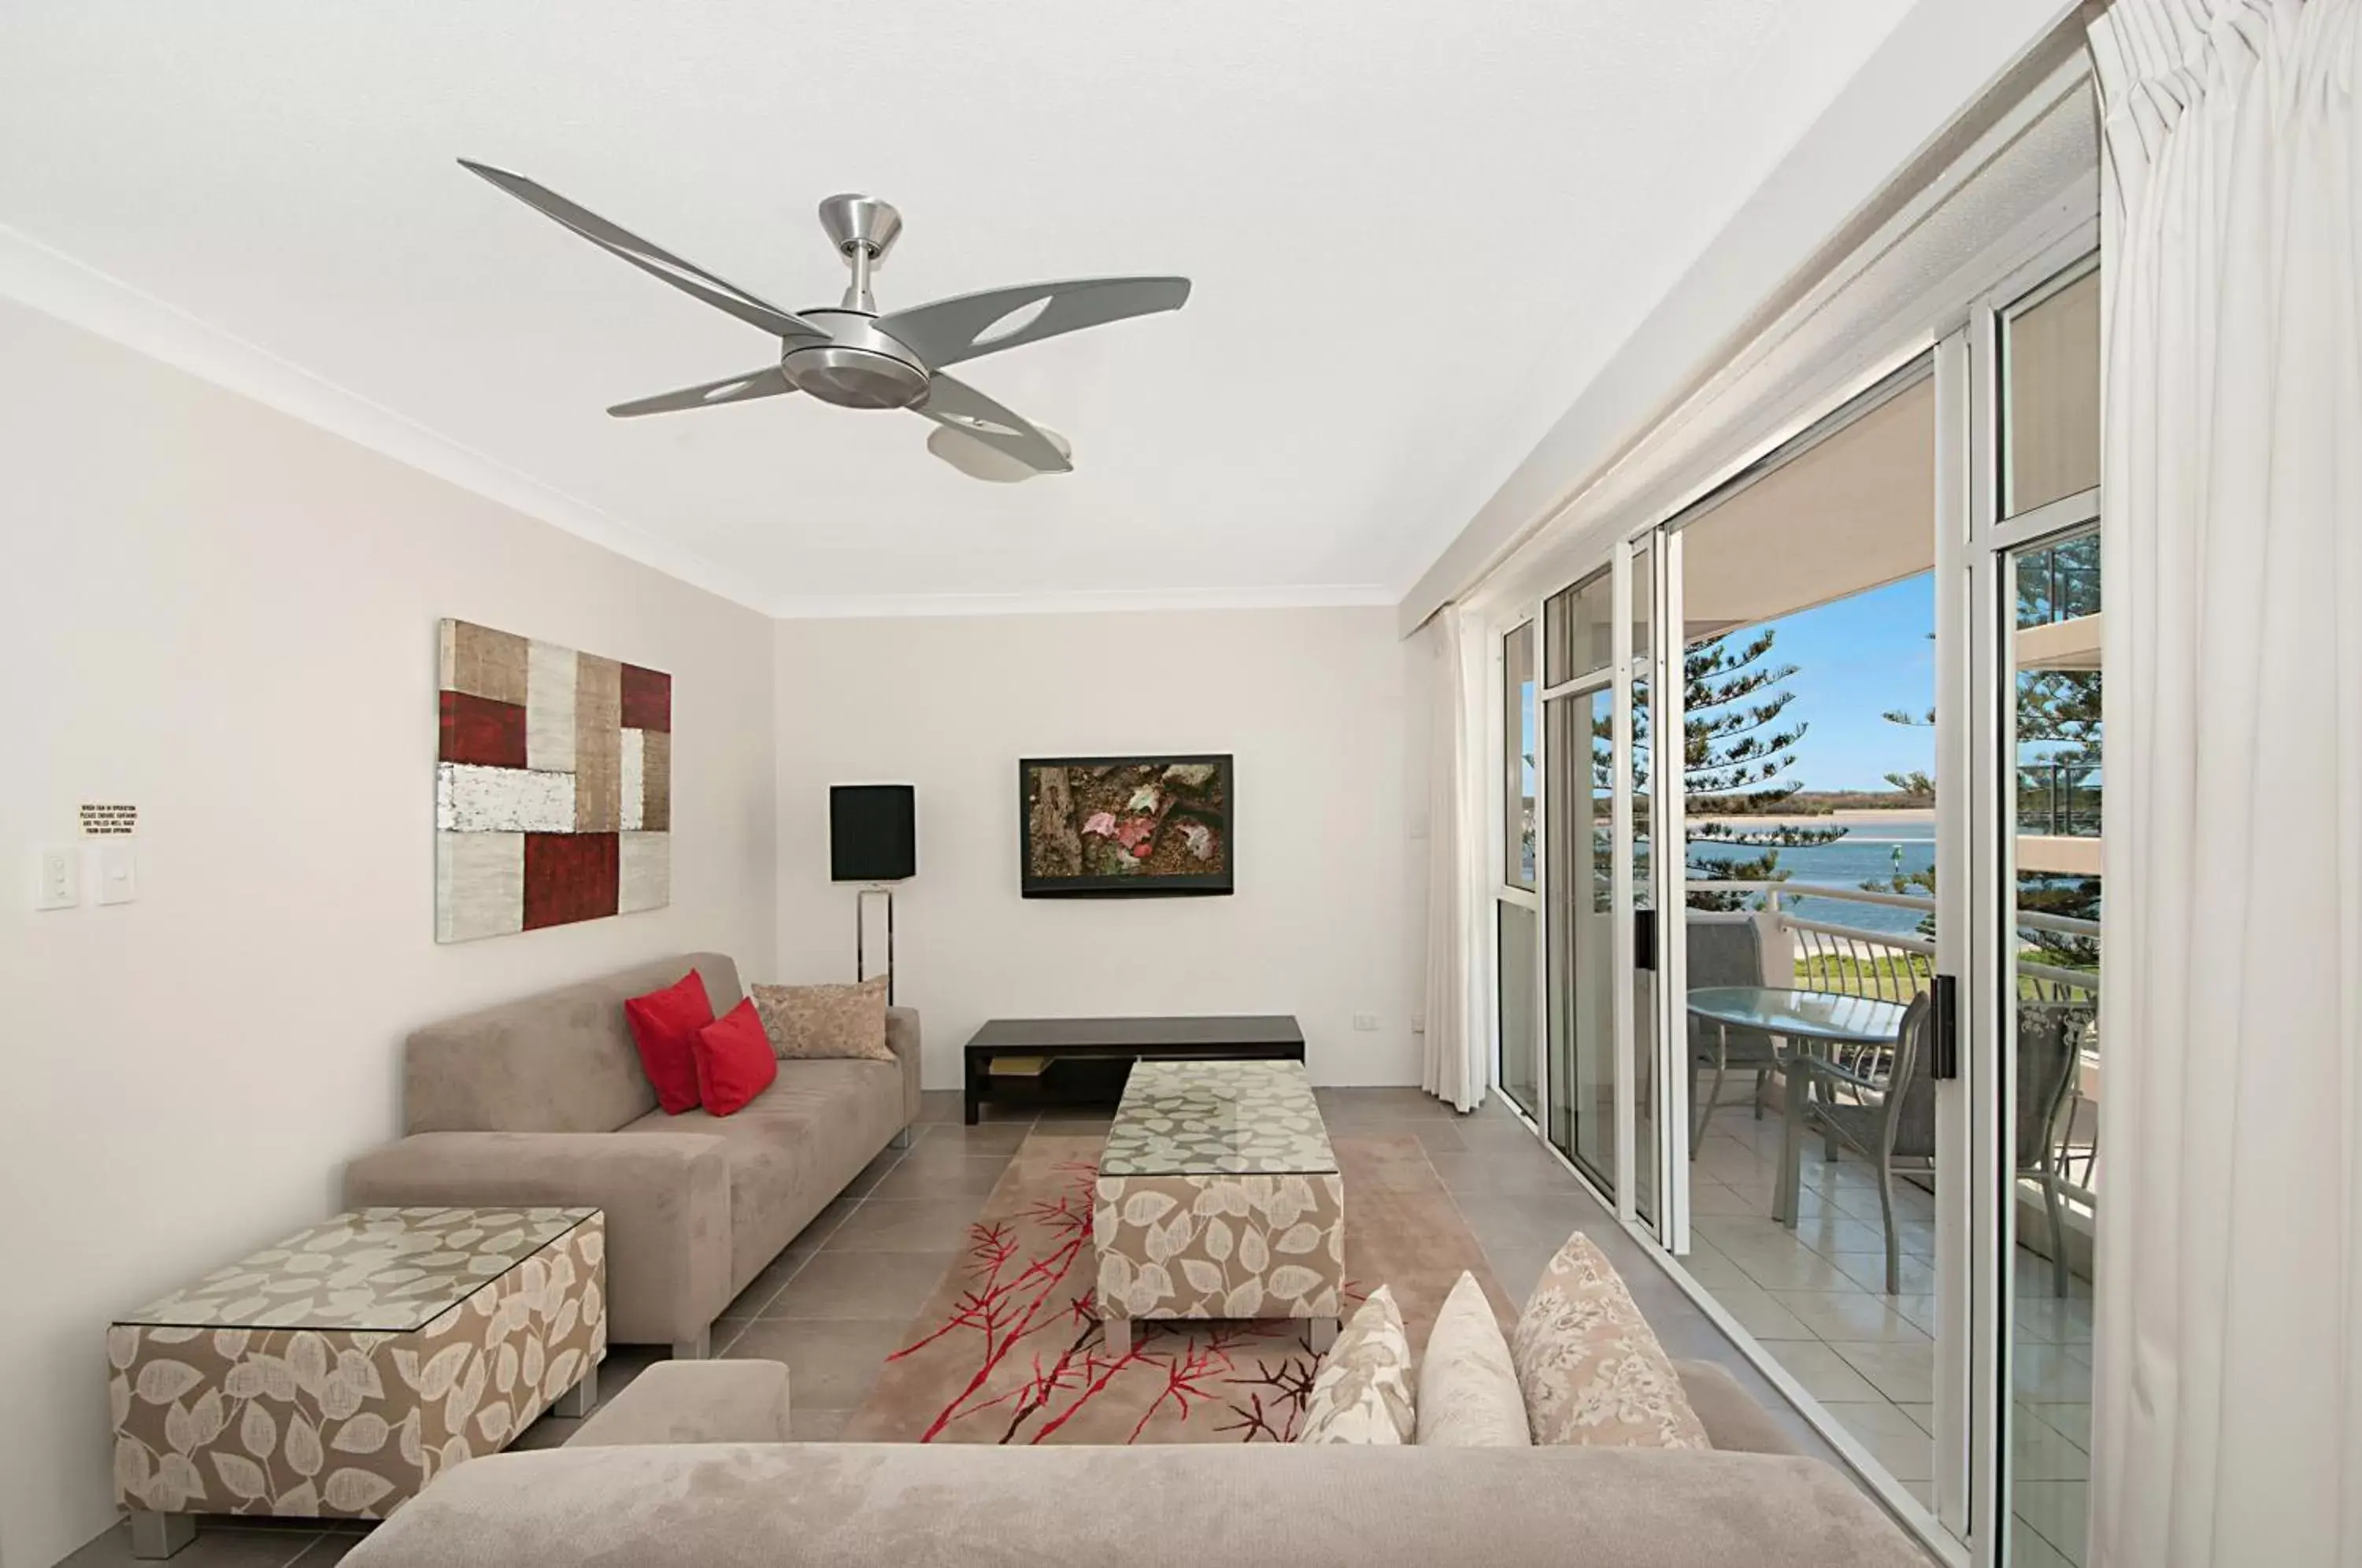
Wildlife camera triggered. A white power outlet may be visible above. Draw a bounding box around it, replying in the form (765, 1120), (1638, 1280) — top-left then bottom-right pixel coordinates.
(34, 845), (80, 911)
(1410, 1010), (1427, 1034)
(1350, 1013), (1379, 1033)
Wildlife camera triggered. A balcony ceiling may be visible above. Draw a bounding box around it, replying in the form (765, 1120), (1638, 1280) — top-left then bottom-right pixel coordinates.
(0, 0), (1919, 613)
(1681, 373), (1935, 638)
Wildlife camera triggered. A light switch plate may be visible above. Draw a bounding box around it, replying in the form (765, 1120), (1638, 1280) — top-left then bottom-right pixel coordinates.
(1351, 1012), (1379, 1033)
(35, 845), (80, 910)
(94, 840), (137, 905)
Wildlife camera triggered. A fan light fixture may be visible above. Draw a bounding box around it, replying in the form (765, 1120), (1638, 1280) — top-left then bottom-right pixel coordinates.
(457, 161), (1189, 479)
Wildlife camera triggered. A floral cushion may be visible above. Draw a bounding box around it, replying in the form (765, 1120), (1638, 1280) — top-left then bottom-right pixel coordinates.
(1415, 1271), (1531, 1446)
(1295, 1286), (1414, 1444)
(748, 977), (893, 1062)
(1511, 1232), (1710, 1449)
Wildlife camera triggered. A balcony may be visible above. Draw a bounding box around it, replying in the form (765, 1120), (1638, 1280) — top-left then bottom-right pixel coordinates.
(1677, 880), (2097, 1559)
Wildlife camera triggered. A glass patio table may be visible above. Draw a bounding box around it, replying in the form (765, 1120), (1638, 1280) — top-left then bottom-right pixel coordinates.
(1686, 986), (1910, 1226)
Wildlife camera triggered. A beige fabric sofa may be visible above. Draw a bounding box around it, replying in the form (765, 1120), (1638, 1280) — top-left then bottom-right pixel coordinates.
(343, 953), (919, 1356)
(342, 1358), (1924, 1568)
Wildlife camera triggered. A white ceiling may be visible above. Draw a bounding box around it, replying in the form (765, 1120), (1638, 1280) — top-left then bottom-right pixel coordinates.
(0, 1), (1918, 616)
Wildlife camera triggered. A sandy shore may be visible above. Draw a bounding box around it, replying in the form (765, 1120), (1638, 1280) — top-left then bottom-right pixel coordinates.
(1691, 808), (1935, 825)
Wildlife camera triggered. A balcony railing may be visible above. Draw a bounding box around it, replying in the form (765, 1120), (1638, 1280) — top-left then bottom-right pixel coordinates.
(2017, 762), (2103, 838)
(1686, 879), (2101, 1206)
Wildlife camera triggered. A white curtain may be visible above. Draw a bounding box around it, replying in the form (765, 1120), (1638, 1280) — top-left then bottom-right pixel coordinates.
(1422, 605), (1489, 1111)
(2088, 2), (2362, 1563)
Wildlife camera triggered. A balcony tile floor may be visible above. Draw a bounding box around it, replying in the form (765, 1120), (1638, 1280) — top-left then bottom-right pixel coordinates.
(1683, 1106), (2094, 1566)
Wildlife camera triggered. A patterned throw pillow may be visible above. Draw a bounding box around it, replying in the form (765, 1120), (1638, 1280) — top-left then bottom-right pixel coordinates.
(749, 976), (894, 1062)
(1416, 1271), (1531, 1446)
(1295, 1285), (1415, 1444)
(1511, 1231), (1711, 1449)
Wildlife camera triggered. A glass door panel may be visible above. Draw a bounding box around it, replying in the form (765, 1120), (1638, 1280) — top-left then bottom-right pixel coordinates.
(1662, 359), (1953, 1528)
(1627, 542), (1660, 1222)
(1498, 900), (1541, 1119)
(1997, 527), (2101, 1567)
(1546, 686), (1618, 1185)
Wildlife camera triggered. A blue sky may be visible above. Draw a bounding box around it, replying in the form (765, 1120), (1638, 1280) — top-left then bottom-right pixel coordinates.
(1512, 570), (1938, 796)
(1751, 571), (1935, 792)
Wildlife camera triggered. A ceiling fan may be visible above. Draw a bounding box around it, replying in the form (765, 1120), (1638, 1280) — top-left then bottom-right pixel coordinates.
(457, 160), (1190, 478)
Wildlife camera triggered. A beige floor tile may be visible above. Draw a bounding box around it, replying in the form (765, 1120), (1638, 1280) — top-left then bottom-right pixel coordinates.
(1670, 1240), (1753, 1288)
(1822, 1400), (1935, 1481)
(724, 1317), (913, 1408)
(2011, 1518), (2078, 1568)
(2015, 1481), (2090, 1565)
(868, 1156), (1016, 1201)
(1889, 1293), (1939, 1335)
(2013, 1342), (2095, 1403)
(1684, 1179), (1764, 1216)
(2013, 1293), (2097, 1344)
(1828, 1338), (1936, 1403)
(1759, 1341), (1884, 1403)
(821, 1197), (990, 1252)
(2029, 1400), (2092, 1450)
(910, 1120), (1036, 1154)
(1722, 1242), (1857, 1292)
(760, 1249), (958, 1319)
(1766, 1289), (1930, 1344)
(1827, 1249), (1938, 1296)
(1898, 1402), (1935, 1436)
(2014, 1405), (2093, 1481)
(1701, 1280), (1817, 1341)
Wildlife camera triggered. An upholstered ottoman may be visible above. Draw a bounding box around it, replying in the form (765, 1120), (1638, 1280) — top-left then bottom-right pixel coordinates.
(107, 1207), (604, 1558)
(1092, 1060), (1344, 1355)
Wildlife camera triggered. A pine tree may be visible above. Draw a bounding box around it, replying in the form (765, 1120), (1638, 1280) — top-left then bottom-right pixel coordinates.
(1675, 628), (1843, 911)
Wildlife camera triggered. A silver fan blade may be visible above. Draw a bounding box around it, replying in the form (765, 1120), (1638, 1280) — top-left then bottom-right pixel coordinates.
(607, 365), (796, 418)
(912, 373), (1073, 474)
(459, 160), (829, 344)
(877, 276), (1189, 370)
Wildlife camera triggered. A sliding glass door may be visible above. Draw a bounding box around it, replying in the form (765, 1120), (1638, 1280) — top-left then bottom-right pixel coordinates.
(1973, 252), (2102, 1568)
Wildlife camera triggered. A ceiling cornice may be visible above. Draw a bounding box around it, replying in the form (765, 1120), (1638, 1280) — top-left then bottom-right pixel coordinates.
(0, 223), (776, 614)
(770, 582), (1398, 619)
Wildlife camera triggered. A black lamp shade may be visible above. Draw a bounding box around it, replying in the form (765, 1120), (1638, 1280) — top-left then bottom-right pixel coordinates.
(831, 784), (916, 882)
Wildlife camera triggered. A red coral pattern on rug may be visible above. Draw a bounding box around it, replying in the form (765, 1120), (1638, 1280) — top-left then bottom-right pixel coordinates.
(844, 1133), (1505, 1445)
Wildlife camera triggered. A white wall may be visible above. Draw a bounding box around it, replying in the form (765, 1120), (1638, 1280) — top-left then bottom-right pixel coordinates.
(772, 609), (1427, 1090)
(0, 299), (779, 1568)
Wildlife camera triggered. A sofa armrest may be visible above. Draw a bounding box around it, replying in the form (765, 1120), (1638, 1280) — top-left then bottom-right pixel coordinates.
(343, 1132), (731, 1348)
(885, 1007), (922, 1127)
(567, 1360), (790, 1447)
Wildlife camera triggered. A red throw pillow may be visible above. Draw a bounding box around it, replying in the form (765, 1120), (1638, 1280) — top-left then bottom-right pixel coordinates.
(693, 999), (778, 1117)
(623, 970), (713, 1115)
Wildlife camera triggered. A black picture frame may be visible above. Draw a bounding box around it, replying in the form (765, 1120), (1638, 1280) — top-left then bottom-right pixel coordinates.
(1018, 753), (1235, 898)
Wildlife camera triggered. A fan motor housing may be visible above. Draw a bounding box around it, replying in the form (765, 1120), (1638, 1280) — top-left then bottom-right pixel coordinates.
(782, 309), (931, 409)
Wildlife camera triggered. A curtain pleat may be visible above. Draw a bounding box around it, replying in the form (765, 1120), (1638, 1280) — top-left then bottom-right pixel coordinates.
(2087, 2), (2362, 1562)
(1422, 607), (1487, 1113)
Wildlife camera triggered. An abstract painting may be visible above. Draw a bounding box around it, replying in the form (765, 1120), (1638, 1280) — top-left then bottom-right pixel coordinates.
(435, 619), (670, 941)
(1020, 754), (1231, 897)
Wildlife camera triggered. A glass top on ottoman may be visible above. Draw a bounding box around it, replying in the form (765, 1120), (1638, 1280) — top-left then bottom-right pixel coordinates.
(115, 1207), (599, 1334)
(1101, 1060), (1338, 1177)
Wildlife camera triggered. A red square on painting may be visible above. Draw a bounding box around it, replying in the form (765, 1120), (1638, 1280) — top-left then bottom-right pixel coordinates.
(439, 690), (528, 767)
(620, 664), (670, 732)
(523, 833), (620, 929)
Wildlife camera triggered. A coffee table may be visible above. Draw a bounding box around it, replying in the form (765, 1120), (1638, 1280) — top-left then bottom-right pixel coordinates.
(1091, 1060), (1342, 1356)
(108, 1206), (605, 1559)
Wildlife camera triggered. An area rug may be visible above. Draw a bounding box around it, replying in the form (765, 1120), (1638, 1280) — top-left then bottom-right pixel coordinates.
(842, 1131), (1510, 1444)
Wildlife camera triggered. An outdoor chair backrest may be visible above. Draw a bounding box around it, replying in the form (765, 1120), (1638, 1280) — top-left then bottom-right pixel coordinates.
(1687, 914), (1775, 1059)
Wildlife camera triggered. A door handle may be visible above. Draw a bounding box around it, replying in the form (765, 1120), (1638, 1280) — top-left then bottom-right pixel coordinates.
(1930, 973), (1960, 1081)
(1634, 908), (1657, 972)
